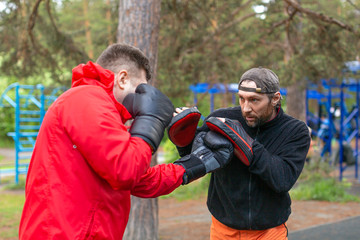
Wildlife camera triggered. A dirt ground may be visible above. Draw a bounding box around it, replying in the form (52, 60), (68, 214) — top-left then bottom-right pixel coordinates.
(159, 195), (360, 240)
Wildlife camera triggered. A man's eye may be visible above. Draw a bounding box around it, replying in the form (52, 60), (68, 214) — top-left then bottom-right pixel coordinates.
(251, 99), (258, 102)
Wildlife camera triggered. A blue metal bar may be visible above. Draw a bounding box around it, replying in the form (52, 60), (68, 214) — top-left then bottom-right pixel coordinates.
(20, 110), (41, 115)
(18, 147), (35, 152)
(305, 88), (309, 125)
(0, 82), (19, 107)
(347, 130), (358, 144)
(40, 85), (45, 123)
(327, 87), (333, 156)
(343, 108), (358, 127)
(19, 118), (41, 122)
(3, 95), (16, 107)
(19, 125), (41, 130)
(339, 82), (345, 181)
(356, 81), (359, 180)
(210, 93), (214, 112)
(15, 86), (20, 184)
(19, 140), (36, 145)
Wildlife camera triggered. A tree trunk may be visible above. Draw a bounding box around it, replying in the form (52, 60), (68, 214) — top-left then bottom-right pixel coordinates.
(118, 0), (161, 239)
(286, 83), (306, 121)
(283, 0), (306, 121)
(83, 0), (93, 59)
(284, 39), (306, 121)
(117, 0), (161, 86)
(17, 0), (29, 61)
(106, 0), (113, 45)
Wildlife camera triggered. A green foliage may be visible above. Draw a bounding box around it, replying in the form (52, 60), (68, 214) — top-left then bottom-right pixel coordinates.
(1, 0), (359, 112)
(160, 174), (210, 201)
(162, 138), (180, 164)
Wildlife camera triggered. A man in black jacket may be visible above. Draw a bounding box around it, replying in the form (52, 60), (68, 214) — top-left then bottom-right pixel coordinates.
(172, 67), (311, 240)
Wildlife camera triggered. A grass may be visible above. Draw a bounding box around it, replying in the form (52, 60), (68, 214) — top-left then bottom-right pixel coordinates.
(290, 150), (360, 203)
(0, 190), (25, 239)
(0, 138), (14, 148)
(0, 175), (26, 239)
(290, 177), (360, 202)
(3, 179), (26, 191)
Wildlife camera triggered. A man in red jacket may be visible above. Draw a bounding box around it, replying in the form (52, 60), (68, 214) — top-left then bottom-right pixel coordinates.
(19, 43), (234, 239)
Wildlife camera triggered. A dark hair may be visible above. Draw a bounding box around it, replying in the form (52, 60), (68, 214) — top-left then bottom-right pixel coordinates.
(96, 43), (152, 81)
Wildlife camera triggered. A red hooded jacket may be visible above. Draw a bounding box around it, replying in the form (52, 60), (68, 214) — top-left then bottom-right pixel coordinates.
(19, 62), (185, 239)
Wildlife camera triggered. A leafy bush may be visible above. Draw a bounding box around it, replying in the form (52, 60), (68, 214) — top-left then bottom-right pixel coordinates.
(291, 176), (360, 202)
(291, 150), (360, 202)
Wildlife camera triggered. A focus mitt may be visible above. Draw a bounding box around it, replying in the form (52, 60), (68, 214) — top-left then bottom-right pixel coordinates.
(167, 107), (201, 147)
(206, 117), (254, 166)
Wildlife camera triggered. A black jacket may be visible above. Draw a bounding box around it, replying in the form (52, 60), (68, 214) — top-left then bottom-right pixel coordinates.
(180, 106), (311, 230)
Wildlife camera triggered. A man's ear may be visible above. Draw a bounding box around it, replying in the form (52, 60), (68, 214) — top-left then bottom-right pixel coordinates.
(272, 92), (281, 106)
(115, 70), (128, 90)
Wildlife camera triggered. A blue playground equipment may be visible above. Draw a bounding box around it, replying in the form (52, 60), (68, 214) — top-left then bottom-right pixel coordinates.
(306, 61), (360, 181)
(306, 88), (352, 157)
(189, 83), (239, 112)
(0, 83), (66, 184)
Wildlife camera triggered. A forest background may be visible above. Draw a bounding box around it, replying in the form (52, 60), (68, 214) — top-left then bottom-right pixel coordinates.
(0, 0), (359, 132)
(0, 0), (360, 239)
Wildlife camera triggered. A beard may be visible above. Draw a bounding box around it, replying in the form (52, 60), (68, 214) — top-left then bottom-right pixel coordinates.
(244, 103), (274, 128)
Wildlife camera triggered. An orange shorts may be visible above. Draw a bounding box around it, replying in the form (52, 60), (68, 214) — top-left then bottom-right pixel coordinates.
(210, 216), (288, 240)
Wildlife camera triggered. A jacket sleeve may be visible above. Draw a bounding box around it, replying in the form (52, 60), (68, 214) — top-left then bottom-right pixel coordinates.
(130, 163), (185, 198)
(59, 86), (152, 190)
(249, 122), (311, 193)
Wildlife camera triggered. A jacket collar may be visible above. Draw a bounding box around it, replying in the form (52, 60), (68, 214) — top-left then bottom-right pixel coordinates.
(71, 61), (132, 123)
(259, 106), (283, 129)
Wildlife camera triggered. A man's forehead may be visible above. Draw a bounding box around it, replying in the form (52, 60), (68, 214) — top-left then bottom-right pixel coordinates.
(240, 80), (257, 88)
(238, 80), (268, 98)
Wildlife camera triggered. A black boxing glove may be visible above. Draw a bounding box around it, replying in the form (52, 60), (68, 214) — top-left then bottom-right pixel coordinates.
(167, 107), (201, 147)
(123, 83), (174, 153)
(206, 117), (254, 166)
(174, 131), (234, 184)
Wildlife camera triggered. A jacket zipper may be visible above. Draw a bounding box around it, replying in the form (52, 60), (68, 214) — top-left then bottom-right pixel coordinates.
(248, 173), (252, 229)
(248, 127), (259, 229)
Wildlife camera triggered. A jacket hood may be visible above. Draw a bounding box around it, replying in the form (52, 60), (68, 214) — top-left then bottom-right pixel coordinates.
(71, 61), (132, 123)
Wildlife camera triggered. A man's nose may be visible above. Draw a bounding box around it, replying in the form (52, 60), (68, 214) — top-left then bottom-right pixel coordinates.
(242, 101), (252, 112)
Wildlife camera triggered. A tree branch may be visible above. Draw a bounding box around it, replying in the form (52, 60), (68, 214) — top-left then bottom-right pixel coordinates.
(346, 0), (360, 11)
(283, 0), (354, 32)
(28, 0), (50, 56)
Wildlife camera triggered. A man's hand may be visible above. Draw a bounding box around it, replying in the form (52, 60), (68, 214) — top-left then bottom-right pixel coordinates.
(205, 117), (254, 166)
(174, 131), (233, 184)
(123, 83), (174, 153)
